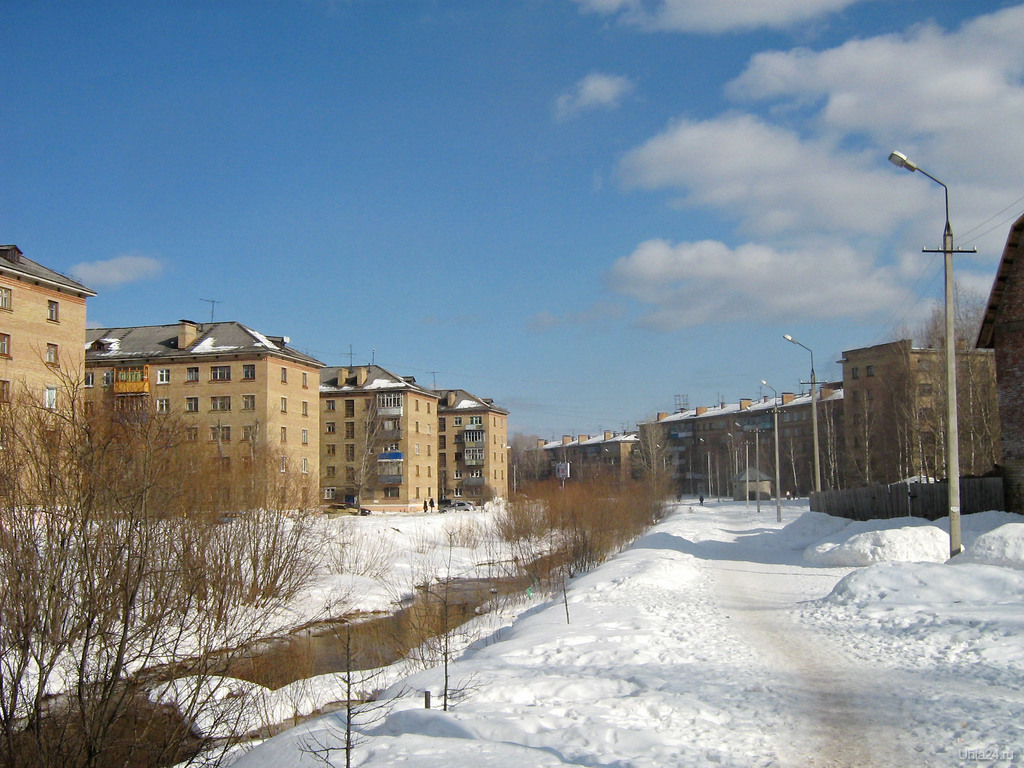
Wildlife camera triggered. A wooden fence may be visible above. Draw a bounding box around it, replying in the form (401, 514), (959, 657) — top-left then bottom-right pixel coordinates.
(809, 477), (1004, 521)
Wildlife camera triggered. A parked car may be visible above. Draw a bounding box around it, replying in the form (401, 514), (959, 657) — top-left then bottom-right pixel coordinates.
(447, 500), (477, 511)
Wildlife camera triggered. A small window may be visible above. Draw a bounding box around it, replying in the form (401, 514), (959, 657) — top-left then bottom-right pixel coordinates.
(325, 400), (336, 411)
(301, 457), (309, 474)
(345, 444), (355, 461)
(211, 365), (231, 381)
(851, 367), (859, 379)
(156, 368), (171, 384)
(301, 428), (308, 445)
(0, 333), (11, 356)
(185, 426), (199, 442)
(242, 394), (256, 410)
(281, 426), (287, 443)
(280, 396), (288, 413)
(324, 487), (336, 500)
(280, 456), (288, 473)
(302, 371), (308, 388)
(325, 465), (336, 477)
(301, 400), (308, 417)
(84, 372), (94, 388)
(44, 386), (57, 410)
(345, 422), (355, 439)
(156, 398), (170, 414)
(242, 425), (256, 442)
(186, 397), (199, 412)
(470, 415), (482, 425)
(211, 425), (231, 442)
(187, 366), (200, 382)
(0, 379), (10, 403)
(281, 367), (288, 383)
(211, 395), (231, 411)
(866, 365), (875, 377)
(345, 399), (355, 417)
(103, 371), (114, 386)
(47, 300), (59, 322)
(242, 364), (256, 380)
(45, 344), (59, 366)
(454, 416), (462, 426)
(326, 443), (336, 455)
(0, 287), (10, 310)
(325, 421), (336, 433)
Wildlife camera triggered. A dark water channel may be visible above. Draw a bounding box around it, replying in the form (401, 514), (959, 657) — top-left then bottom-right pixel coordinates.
(228, 574), (532, 690)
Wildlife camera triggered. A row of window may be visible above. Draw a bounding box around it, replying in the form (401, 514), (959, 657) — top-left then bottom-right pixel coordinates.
(0, 287), (60, 322)
(198, 422), (310, 445)
(136, 394), (312, 416)
(84, 364), (311, 386)
(0, 334), (61, 366)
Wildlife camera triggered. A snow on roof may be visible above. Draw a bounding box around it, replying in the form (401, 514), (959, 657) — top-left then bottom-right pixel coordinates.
(191, 336), (241, 354)
(241, 326), (280, 350)
(455, 398), (481, 409)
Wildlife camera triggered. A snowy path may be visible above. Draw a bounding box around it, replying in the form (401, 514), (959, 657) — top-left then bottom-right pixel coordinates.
(230, 501), (1024, 768)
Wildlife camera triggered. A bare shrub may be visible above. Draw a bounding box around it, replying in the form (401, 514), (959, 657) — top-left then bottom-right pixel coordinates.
(322, 518), (397, 581)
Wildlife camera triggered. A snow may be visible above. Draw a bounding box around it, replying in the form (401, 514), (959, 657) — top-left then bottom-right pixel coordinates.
(194, 501), (1024, 768)
(191, 336), (241, 354)
(241, 326), (280, 350)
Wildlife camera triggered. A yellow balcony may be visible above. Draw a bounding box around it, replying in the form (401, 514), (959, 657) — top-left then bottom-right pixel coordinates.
(113, 366), (150, 395)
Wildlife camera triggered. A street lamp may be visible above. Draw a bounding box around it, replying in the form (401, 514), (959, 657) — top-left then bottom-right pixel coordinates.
(736, 421), (749, 509)
(761, 380), (783, 523)
(888, 150), (975, 557)
(783, 334), (821, 494)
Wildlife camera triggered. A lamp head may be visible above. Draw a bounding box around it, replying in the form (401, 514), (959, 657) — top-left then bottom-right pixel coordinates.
(783, 334), (794, 342)
(761, 379), (767, 386)
(888, 150), (918, 172)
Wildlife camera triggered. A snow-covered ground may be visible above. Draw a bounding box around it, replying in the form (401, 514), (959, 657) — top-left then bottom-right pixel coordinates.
(216, 500), (1024, 767)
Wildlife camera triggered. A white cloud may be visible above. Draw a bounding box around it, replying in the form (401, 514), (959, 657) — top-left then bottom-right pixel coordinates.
(573, 0), (873, 33)
(71, 253), (164, 288)
(606, 238), (904, 330)
(555, 73), (635, 121)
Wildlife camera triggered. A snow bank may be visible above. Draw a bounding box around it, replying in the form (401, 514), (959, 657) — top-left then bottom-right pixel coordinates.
(957, 523), (1024, 570)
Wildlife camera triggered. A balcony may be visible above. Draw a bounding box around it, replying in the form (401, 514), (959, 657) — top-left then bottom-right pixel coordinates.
(377, 474), (404, 485)
(380, 428), (403, 440)
(463, 476), (486, 487)
(113, 366), (150, 395)
(458, 429), (486, 448)
(377, 405), (403, 417)
(463, 457), (484, 467)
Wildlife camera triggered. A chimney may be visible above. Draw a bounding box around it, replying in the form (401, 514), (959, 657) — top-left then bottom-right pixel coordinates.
(696, 406), (708, 416)
(740, 399), (752, 410)
(177, 320), (198, 350)
(604, 430), (613, 441)
(782, 392), (796, 405)
(537, 438), (547, 449)
(579, 434), (590, 443)
(447, 392), (457, 407)
(562, 435), (572, 445)
(657, 412), (669, 421)
(356, 366), (368, 387)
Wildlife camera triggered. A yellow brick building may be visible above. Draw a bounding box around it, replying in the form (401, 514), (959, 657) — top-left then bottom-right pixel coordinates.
(436, 389), (509, 502)
(0, 245), (95, 408)
(85, 320), (323, 509)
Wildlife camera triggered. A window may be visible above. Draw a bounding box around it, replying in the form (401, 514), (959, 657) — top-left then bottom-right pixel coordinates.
(47, 300), (59, 322)
(280, 396), (288, 413)
(280, 426), (287, 443)
(242, 425), (257, 442)
(325, 400), (336, 411)
(325, 465), (336, 477)
(384, 488), (400, 498)
(44, 387), (57, 410)
(302, 371), (308, 388)
(377, 392), (402, 409)
(280, 456), (288, 473)
(187, 366), (200, 382)
(0, 379), (9, 403)
(324, 487), (336, 500)
(156, 398), (170, 414)
(326, 443), (336, 455)
(301, 457), (309, 474)
(45, 344), (58, 366)
(186, 397), (199, 412)
(103, 370), (114, 386)
(851, 367), (859, 379)
(211, 425), (231, 442)
(345, 444), (355, 461)
(242, 394), (256, 410)
(345, 399), (355, 417)
(301, 400), (308, 416)
(84, 372), (94, 388)
(281, 367), (288, 383)
(0, 333), (11, 357)
(211, 395), (231, 411)
(156, 368), (171, 384)
(439, 436), (446, 449)
(470, 415), (482, 425)
(211, 365), (231, 381)
(301, 428), (308, 445)
(345, 422), (355, 439)
(185, 426), (199, 442)
(866, 365), (875, 377)
(453, 416), (462, 426)
(325, 421), (336, 434)
(439, 417), (446, 430)
(0, 287), (10, 310)
(242, 364), (256, 380)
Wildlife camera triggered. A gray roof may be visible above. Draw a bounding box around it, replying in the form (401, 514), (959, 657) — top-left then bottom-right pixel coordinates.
(85, 321), (323, 367)
(320, 364), (437, 397)
(732, 467), (773, 483)
(0, 245), (96, 297)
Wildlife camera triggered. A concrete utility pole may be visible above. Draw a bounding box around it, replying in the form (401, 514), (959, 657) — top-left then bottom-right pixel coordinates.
(888, 151), (976, 558)
(784, 335), (821, 494)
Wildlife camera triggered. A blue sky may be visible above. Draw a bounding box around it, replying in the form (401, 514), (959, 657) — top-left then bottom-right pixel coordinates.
(4, 0), (1024, 438)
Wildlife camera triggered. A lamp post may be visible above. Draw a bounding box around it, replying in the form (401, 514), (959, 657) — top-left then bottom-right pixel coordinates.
(736, 422), (749, 508)
(762, 380), (783, 523)
(784, 334), (821, 494)
(888, 151), (975, 557)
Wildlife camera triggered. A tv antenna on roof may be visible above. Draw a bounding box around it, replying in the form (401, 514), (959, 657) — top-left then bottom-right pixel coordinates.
(200, 298), (221, 323)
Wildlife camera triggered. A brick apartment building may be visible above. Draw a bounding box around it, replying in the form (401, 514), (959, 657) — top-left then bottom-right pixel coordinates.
(0, 245), (95, 408)
(84, 320), (323, 508)
(437, 389), (510, 502)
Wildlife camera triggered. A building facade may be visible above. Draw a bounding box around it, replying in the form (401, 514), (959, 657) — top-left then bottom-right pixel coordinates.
(437, 389), (510, 501)
(84, 320), (323, 509)
(0, 245), (95, 409)
(533, 431), (639, 485)
(319, 365), (441, 512)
